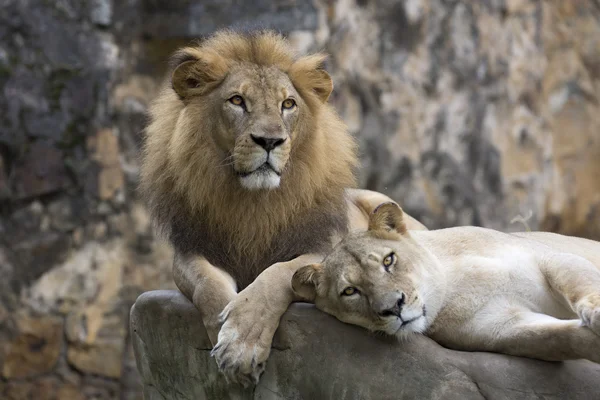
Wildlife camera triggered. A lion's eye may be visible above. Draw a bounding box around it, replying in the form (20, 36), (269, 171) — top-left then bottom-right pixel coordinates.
(383, 253), (395, 269)
(342, 287), (359, 296)
(229, 95), (245, 107)
(282, 98), (296, 110)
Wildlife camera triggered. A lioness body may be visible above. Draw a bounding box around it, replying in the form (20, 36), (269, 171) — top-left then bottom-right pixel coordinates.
(140, 30), (426, 385)
(294, 204), (600, 364)
(418, 227), (600, 362)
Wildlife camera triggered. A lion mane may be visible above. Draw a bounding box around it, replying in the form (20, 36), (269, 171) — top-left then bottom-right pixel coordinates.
(140, 30), (358, 287)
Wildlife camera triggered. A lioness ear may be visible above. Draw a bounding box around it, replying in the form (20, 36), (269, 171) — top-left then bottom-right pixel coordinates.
(170, 48), (228, 99)
(291, 263), (322, 302)
(369, 202), (407, 235)
(289, 53), (333, 103)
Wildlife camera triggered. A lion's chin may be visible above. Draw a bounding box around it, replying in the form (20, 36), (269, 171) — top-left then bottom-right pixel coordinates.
(239, 169), (281, 190)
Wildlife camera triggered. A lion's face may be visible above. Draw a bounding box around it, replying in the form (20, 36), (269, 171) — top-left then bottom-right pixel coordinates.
(293, 203), (441, 338)
(211, 65), (300, 190)
(169, 36), (335, 191)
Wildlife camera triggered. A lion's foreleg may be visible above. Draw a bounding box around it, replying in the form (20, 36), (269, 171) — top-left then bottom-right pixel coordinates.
(173, 252), (237, 345)
(211, 253), (323, 386)
(539, 253), (600, 336)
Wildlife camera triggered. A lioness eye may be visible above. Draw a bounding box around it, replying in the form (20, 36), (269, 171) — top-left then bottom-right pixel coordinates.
(229, 95), (245, 107)
(383, 253), (395, 269)
(282, 98), (296, 110)
(342, 287), (359, 296)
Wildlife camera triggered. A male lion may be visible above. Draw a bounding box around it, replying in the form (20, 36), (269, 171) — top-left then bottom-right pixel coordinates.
(139, 30), (426, 385)
(293, 203), (600, 364)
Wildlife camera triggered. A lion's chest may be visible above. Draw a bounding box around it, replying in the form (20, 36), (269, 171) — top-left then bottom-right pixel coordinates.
(171, 203), (348, 289)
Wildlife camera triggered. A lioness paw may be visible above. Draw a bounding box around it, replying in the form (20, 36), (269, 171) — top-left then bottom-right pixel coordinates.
(577, 294), (600, 336)
(211, 298), (276, 387)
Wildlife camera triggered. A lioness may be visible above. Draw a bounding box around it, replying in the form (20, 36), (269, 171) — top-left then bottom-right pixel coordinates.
(293, 202), (600, 364)
(140, 30), (426, 385)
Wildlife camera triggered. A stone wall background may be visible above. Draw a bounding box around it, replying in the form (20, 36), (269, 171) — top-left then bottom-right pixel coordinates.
(0, 0), (599, 398)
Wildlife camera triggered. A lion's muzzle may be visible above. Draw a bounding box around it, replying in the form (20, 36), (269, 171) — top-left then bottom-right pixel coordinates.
(234, 132), (290, 191)
(250, 134), (287, 152)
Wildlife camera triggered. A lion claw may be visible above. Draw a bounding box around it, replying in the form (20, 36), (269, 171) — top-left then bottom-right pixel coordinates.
(210, 344), (221, 357)
(212, 334), (268, 386)
(211, 313), (273, 386)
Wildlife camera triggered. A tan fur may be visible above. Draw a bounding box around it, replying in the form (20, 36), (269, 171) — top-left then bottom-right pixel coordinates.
(139, 30), (428, 386)
(294, 203), (600, 364)
(140, 30), (357, 285)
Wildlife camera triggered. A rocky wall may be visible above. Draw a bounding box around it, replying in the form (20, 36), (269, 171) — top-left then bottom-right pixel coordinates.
(1, 0), (599, 399)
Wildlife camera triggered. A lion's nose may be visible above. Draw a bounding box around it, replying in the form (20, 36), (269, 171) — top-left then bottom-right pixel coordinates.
(377, 293), (405, 318)
(250, 135), (286, 152)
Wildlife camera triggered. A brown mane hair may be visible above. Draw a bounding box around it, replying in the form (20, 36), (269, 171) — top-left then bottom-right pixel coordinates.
(140, 30), (358, 287)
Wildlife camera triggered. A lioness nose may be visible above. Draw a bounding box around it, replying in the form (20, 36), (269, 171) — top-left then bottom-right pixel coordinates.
(251, 135), (286, 152)
(378, 293), (405, 318)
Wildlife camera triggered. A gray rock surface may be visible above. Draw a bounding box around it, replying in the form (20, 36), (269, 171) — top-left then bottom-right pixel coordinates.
(137, 0), (318, 38)
(131, 290), (600, 400)
(0, 0), (317, 397)
(3, 0), (600, 398)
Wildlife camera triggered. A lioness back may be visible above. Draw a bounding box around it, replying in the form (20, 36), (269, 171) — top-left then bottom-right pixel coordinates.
(414, 226), (600, 272)
(513, 231), (600, 268)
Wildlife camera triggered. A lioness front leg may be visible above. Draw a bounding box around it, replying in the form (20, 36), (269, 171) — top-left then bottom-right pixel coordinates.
(173, 253), (237, 345)
(211, 253), (323, 387)
(471, 311), (600, 363)
(540, 253), (600, 335)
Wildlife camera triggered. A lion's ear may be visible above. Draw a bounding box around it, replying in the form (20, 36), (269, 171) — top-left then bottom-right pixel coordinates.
(369, 202), (407, 236)
(292, 263), (322, 302)
(289, 53), (333, 103)
(170, 48), (228, 99)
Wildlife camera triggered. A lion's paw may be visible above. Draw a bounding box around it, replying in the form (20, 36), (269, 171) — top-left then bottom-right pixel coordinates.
(210, 299), (277, 387)
(577, 294), (600, 336)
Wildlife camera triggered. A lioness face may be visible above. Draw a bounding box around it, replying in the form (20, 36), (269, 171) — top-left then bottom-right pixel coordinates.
(293, 203), (439, 338)
(214, 65), (299, 190)
(318, 234), (431, 336)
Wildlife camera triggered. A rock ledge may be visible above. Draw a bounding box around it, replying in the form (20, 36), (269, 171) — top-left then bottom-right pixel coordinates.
(131, 290), (600, 400)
